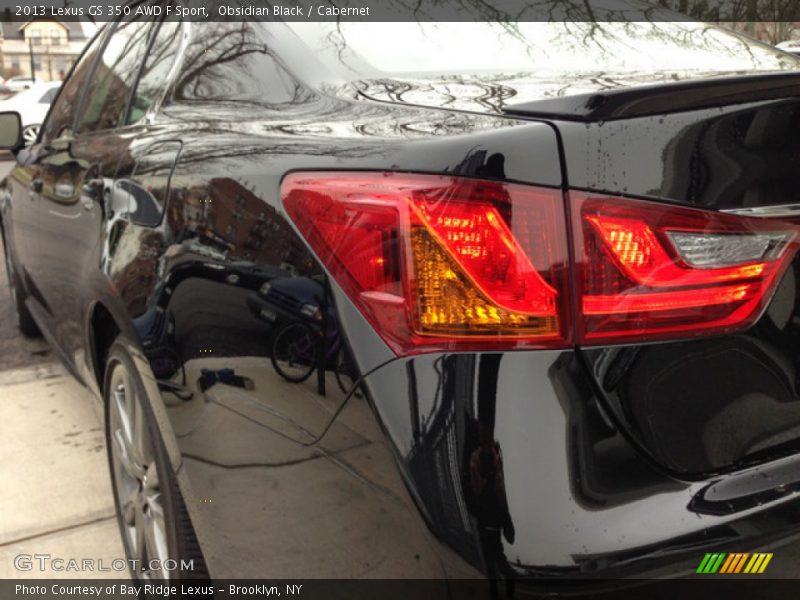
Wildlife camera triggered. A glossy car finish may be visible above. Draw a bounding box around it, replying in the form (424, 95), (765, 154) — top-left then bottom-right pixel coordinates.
(1, 9), (800, 591)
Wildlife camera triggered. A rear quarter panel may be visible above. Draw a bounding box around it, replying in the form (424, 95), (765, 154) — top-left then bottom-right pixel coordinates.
(101, 96), (563, 578)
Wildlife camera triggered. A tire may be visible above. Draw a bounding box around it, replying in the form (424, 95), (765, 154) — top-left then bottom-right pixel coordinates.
(2, 236), (40, 337)
(271, 322), (317, 383)
(104, 339), (207, 580)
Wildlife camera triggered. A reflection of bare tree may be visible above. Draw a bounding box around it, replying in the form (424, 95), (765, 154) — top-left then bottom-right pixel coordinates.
(80, 19), (151, 131)
(362, 76), (521, 112)
(155, 10), (800, 179)
(313, 0), (798, 55)
(291, 14), (797, 117)
(160, 79), (514, 168)
(135, 22), (182, 104)
(43, 46), (100, 140)
(174, 23), (264, 100)
(657, 0), (800, 41)
(318, 0), (800, 26)
(166, 21), (317, 111)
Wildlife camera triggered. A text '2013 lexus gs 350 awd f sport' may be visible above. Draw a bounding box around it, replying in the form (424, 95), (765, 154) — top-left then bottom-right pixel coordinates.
(1, 2), (800, 596)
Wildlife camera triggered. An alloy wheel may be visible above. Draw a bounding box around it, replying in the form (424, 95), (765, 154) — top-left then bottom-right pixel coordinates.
(22, 125), (39, 147)
(108, 363), (170, 579)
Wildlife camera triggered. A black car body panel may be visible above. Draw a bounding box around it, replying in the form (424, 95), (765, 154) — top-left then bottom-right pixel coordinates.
(557, 99), (800, 211)
(2, 13), (800, 589)
(504, 71), (800, 122)
(555, 100), (800, 476)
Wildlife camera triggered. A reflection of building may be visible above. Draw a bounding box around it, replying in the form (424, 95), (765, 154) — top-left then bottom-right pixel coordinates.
(113, 229), (164, 318)
(171, 178), (314, 271)
(0, 19), (92, 80)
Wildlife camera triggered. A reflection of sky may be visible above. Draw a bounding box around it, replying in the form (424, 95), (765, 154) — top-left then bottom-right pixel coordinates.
(288, 21), (798, 78)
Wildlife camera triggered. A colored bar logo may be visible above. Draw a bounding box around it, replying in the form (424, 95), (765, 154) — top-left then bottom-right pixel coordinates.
(696, 553), (773, 574)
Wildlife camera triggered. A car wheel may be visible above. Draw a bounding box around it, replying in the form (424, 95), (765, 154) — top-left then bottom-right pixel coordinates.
(22, 124), (40, 147)
(104, 339), (207, 579)
(2, 239), (40, 337)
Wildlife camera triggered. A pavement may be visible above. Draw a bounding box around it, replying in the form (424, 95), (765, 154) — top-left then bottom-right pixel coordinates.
(0, 160), (125, 579)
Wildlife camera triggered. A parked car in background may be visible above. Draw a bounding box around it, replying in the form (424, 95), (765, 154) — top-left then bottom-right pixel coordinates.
(2, 3), (800, 594)
(0, 81), (60, 146)
(3, 75), (35, 91)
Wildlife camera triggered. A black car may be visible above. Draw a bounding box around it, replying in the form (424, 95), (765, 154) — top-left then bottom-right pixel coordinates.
(2, 3), (800, 594)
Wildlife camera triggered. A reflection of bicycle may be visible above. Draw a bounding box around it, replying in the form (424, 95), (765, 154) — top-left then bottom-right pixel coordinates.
(271, 321), (362, 397)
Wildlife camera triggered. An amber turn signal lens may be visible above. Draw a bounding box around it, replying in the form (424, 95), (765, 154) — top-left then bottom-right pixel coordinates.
(411, 227), (559, 337)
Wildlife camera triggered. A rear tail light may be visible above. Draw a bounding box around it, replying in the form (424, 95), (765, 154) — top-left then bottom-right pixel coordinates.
(281, 172), (570, 355)
(282, 172), (798, 355)
(574, 193), (797, 343)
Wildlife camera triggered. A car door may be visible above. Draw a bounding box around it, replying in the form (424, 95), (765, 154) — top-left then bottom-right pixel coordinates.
(109, 17), (184, 238)
(3, 145), (41, 309)
(8, 28), (107, 334)
(32, 15), (158, 368)
(94, 19), (184, 368)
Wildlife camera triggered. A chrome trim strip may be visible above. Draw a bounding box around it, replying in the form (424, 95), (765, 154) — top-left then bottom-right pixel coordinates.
(723, 204), (800, 218)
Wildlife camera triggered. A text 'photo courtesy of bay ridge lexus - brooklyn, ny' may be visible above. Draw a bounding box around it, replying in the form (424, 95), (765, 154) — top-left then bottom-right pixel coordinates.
(2, 0), (800, 598)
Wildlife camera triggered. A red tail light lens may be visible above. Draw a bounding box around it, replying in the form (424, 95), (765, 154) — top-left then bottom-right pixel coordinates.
(281, 172), (570, 355)
(283, 172), (798, 353)
(573, 193), (798, 343)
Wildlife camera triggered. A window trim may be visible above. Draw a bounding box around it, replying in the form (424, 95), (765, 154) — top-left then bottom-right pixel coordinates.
(73, 8), (155, 136)
(39, 2), (185, 144)
(121, 14), (180, 127)
(137, 17), (191, 125)
(37, 25), (109, 146)
(77, 2), (187, 135)
(66, 23), (114, 138)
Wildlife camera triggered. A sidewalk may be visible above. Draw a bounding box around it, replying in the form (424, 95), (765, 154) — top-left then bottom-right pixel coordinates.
(1, 203), (125, 577)
(0, 364), (125, 578)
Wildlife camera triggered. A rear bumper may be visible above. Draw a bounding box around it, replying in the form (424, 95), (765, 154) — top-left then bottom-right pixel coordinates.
(360, 349), (800, 580)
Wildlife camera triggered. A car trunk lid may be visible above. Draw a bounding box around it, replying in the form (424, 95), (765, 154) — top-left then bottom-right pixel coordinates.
(553, 93), (800, 477)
